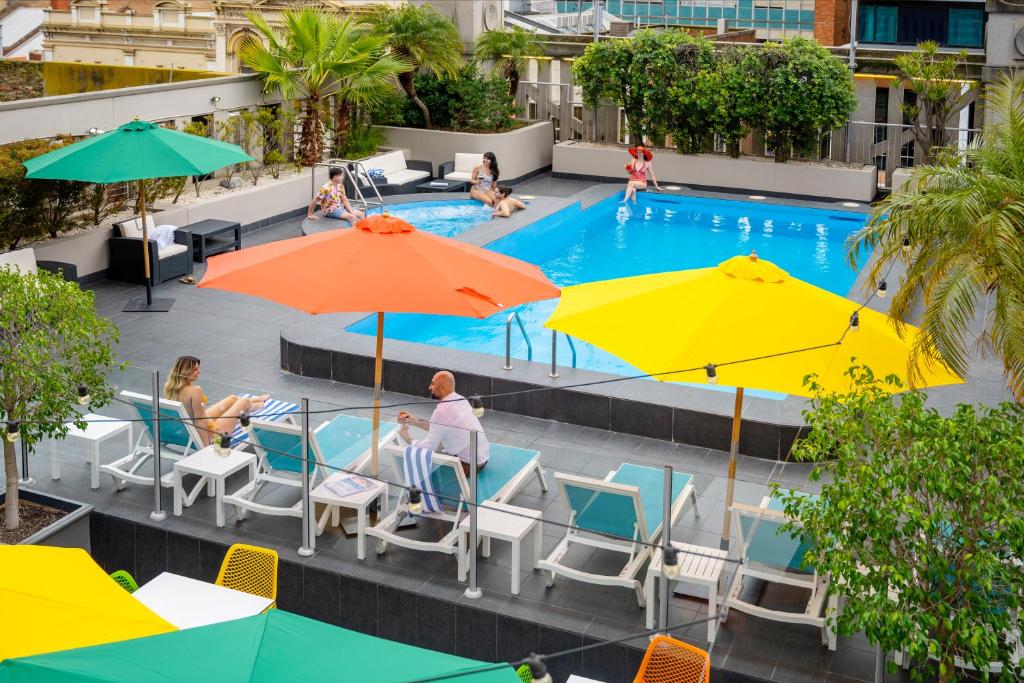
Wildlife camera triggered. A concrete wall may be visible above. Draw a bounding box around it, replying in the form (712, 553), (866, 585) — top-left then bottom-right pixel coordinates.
(553, 141), (878, 202)
(890, 167), (913, 193)
(0, 73), (270, 143)
(377, 121), (555, 183)
(31, 166), (329, 279)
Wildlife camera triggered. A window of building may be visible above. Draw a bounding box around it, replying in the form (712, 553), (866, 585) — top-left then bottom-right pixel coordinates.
(874, 86), (889, 144)
(947, 7), (983, 48)
(75, 4), (97, 22)
(156, 3), (181, 26)
(857, 4), (897, 43)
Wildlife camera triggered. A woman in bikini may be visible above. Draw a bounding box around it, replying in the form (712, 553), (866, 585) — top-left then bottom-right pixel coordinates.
(470, 152), (500, 206)
(623, 144), (661, 203)
(164, 356), (269, 446)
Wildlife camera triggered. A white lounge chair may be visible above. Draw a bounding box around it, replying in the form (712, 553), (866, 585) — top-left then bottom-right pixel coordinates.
(224, 414), (399, 525)
(538, 463), (699, 606)
(364, 441), (547, 563)
(100, 390), (205, 491)
(438, 153), (485, 184)
(721, 489), (836, 650)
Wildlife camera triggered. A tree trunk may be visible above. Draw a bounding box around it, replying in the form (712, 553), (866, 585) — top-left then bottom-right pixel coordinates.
(773, 137), (793, 163)
(299, 96), (323, 167)
(4, 440), (19, 530)
(399, 72), (432, 130)
(727, 140), (741, 158)
(507, 64), (519, 100)
(334, 102), (352, 158)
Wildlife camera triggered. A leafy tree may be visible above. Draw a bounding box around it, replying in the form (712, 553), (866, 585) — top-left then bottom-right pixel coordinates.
(895, 41), (975, 165)
(737, 37), (855, 162)
(370, 68), (517, 133)
(665, 34), (718, 154)
(1, 269), (118, 530)
(704, 45), (751, 158)
(365, 4), (462, 130)
(474, 26), (543, 98)
(849, 72), (1024, 398)
(781, 365), (1024, 682)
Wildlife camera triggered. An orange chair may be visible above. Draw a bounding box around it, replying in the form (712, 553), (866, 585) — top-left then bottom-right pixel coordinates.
(633, 635), (710, 683)
(215, 543), (278, 606)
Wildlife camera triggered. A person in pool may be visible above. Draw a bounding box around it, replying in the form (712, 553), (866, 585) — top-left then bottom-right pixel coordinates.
(491, 186), (526, 218)
(164, 355), (269, 446)
(623, 144), (661, 203)
(307, 166), (365, 224)
(470, 152), (499, 206)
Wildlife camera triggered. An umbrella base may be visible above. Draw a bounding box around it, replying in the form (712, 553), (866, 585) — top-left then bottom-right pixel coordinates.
(123, 296), (174, 313)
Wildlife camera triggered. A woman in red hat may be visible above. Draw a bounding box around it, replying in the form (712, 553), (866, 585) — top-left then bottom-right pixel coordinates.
(623, 144), (660, 203)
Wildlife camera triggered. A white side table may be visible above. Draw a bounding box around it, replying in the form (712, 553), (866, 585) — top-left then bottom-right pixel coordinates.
(173, 446), (256, 527)
(645, 542), (728, 642)
(458, 501), (542, 595)
(134, 572), (273, 629)
(310, 474), (389, 560)
(54, 413), (132, 489)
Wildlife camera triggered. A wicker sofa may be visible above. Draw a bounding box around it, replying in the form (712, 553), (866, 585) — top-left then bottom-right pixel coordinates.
(352, 150), (433, 196)
(108, 216), (193, 286)
(0, 247), (78, 281)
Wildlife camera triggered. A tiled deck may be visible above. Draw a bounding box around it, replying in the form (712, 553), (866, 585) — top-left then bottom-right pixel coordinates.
(14, 176), (945, 682)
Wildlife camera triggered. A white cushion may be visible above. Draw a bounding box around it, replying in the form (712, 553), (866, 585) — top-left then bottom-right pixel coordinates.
(371, 150), (408, 175)
(0, 248), (38, 275)
(118, 215), (157, 239)
(444, 171), (474, 183)
(383, 168), (430, 186)
(156, 243), (187, 260)
(454, 153), (484, 175)
(152, 225), (178, 249)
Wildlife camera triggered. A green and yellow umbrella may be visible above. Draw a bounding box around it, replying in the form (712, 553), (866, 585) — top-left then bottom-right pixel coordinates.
(23, 119), (252, 311)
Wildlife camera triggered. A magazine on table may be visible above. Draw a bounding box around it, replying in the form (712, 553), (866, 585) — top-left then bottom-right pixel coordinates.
(323, 473), (373, 497)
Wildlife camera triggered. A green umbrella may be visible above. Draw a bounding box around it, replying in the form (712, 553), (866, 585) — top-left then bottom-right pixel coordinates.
(0, 609), (520, 682)
(23, 119), (253, 312)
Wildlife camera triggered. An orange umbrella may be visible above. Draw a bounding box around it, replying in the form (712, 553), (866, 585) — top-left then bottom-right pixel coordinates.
(199, 214), (559, 472)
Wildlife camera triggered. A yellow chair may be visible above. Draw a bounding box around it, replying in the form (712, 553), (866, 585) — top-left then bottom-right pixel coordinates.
(215, 543), (278, 606)
(633, 635), (710, 683)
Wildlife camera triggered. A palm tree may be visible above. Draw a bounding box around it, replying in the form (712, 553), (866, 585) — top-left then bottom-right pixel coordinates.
(474, 27), (543, 99)
(849, 72), (1024, 399)
(365, 4), (462, 129)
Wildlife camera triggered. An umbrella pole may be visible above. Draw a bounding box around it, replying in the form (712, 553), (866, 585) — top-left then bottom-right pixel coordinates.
(720, 386), (744, 550)
(370, 312), (384, 477)
(123, 180), (174, 312)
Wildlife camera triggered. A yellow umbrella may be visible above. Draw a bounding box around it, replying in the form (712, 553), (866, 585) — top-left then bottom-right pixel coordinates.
(545, 253), (963, 545)
(0, 546), (175, 661)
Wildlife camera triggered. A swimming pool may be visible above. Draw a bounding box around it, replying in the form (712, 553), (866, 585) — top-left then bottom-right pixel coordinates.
(348, 193), (870, 392)
(369, 199), (491, 238)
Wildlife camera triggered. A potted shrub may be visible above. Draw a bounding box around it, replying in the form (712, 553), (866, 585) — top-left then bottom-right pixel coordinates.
(1, 267), (118, 545)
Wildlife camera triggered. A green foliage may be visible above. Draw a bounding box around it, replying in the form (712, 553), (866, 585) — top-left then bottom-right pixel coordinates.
(338, 119), (386, 159)
(0, 269), (119, 529)
(849, 72), (1024, 399)
(474, 27), (543, 98)
(781, 364), (1024, 682)
(364, 4), (462, 129)
(572, 34), (855, 162)
(895, 41), (975, 164)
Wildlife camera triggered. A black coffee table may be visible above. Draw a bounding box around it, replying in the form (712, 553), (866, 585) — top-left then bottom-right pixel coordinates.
(185, 219), (242, 262)
(416, 178), (468, 193)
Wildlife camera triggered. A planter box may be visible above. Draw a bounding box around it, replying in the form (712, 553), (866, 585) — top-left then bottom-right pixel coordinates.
(553, 141), (878, 202)
(1, 488), (93, 550)
(376, 121), (554, 184)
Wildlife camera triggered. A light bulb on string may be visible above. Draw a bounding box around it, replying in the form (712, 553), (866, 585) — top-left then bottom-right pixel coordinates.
(239, 411), (251, 432)
(524, 654), (552, 683)
(214, 432), (231, 456)
(408, 486), (423, 515)
(849, 310), (860, 333)
(77, 385), (90, 406)
(876, 280), (887, 299)
(469, 395), (485, 418)
(663, 546), (681, 579)
(6, 421), (20, 443)
(704, 364), (718, 385)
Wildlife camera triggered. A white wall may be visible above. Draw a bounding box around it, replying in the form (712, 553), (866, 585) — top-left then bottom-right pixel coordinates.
(553, 141), (878, 202)
(378, 121), (554, 182)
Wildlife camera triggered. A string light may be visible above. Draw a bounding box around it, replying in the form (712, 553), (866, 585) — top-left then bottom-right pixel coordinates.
(408, 486), (423, 515)
(77, 385), (90, 405)
(704, 363), (717, 384)
(469, 395), (485, 419)
(214, 432), (231, 456)
(876, 280), (887, 299)
(239, 411), (251, 431)
(6, 421), (20, 443)
(902, 236), (911, 252)
(849, 310), (860, 333)
(663, 546), (681, 579)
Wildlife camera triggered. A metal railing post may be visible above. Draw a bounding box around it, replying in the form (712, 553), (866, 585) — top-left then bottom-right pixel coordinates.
(149, 370), (166, 522)
(298, 397), (315, 557)
(17, 438), (34, 486)
(463, 429), (482, 599)
(504, 315), (514, 370)
(659, 464), (672, 635)
(549, 330), (559, 378)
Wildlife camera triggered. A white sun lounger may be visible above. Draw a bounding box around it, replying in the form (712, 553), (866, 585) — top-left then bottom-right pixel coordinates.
(364, 440), (547, 562)
(721, 489), (835, 650)
(537, 463), (699, 606)
(223, 414), (399, 524)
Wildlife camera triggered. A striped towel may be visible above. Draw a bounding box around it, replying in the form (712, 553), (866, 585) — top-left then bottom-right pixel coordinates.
(403, 446), (441, 514)
(230, 396), (300, 446)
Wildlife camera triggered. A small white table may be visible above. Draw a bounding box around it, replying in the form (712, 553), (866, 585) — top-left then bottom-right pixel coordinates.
(458, 501), (542, 596)
(567, 676), (606, 683)
(644, 542), (728, 642)
(309, 474), (389, 560)
(173, 446), (256, 527)
(133, 572), (273, 629)
(54, 413), (132, 489)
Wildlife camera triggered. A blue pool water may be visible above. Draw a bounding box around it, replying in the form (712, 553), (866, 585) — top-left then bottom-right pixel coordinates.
(370, 200), (491, 238)
(349, 193), (870, 393)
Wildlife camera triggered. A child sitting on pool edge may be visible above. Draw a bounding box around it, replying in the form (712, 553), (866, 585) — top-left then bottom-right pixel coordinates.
(491, 186), (527, 218)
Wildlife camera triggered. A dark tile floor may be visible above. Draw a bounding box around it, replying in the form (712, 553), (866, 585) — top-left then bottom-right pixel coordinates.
(13, 175), (941, 682)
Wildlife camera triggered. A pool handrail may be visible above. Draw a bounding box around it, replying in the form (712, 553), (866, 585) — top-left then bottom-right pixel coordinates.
(504, 311), (532, 370)
(549, 330), (578, 378)
(315, 158), (384, 215)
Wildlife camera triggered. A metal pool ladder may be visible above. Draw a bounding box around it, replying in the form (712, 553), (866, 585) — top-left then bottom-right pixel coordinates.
(503, 313), (577, 375)
(316, 159), (384, 215)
